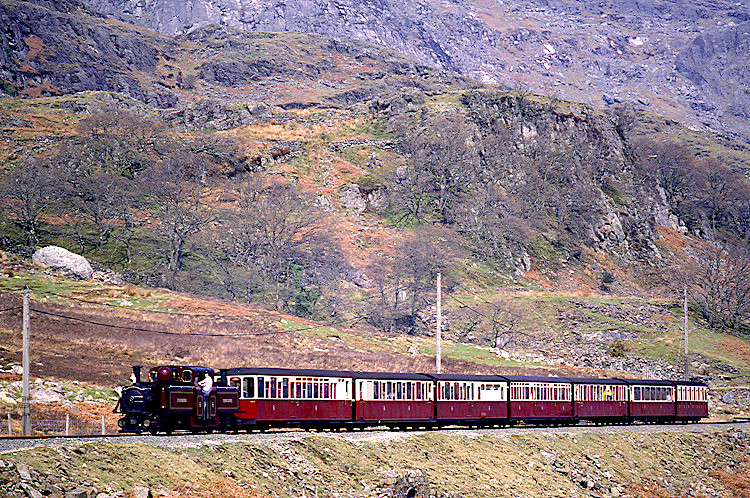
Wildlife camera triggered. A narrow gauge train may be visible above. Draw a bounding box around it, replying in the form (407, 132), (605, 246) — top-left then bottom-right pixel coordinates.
(116, 365), (709, 434)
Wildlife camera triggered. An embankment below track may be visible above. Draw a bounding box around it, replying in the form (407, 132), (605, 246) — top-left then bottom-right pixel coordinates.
(1, 424), (749, 497)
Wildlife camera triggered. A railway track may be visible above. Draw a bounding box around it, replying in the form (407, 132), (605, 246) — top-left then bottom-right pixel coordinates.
(2, 420), (748, 454)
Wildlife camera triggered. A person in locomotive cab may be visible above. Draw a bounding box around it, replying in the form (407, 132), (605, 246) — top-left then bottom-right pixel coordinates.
(197, 371), (213, 420)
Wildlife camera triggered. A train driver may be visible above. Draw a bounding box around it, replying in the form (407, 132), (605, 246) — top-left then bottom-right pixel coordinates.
(197, 372), (213, 419)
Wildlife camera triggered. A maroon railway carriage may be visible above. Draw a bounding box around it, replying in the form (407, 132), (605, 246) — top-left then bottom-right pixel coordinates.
(226, 367), (353, 429)
(570, 378), (628, 421)
(354, 372), (434, 426)
(506, 375), (572, 422)
(427, 373), (508, 425)
(674, 380), (709, 421)
(623, 379), (675, 421)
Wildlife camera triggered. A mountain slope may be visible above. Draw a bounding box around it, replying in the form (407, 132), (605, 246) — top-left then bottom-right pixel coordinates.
(81, 0), (750, 141)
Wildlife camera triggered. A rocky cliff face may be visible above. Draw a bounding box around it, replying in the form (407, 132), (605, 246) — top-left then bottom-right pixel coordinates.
(460, 90), (673, 265)
(0, 0), (177, 106)
(676, 21), (750, 123)
(82, 0), (750, 140)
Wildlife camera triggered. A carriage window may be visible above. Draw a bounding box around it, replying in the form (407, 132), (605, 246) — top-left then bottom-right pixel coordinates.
(386, 382), (393, 399)
(294, 382), (300, 399)
(396, 382), (402, 400)
(282, 378), (289, 398)
(313, 382), (319, 399)
(269, 377), (277, 398)
(407, 382), (413, 400)
(257, 377), (264, 398)
(332, 383), (337, 399)
(230, 377), (241, 389)
(242, 378), (254, 398)
(416, 383), (422, 400)
(182, 370), (193, 383)
(324, 382), (330, 399)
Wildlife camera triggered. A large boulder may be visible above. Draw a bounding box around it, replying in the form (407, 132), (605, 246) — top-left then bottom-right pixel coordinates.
(32, 246), (93, 280)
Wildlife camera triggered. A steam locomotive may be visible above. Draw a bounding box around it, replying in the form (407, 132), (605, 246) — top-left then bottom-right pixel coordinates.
(116, 365), (709, 434)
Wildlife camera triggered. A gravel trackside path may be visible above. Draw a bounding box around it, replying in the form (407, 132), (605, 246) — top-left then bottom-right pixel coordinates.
(2, 421), (748, 453)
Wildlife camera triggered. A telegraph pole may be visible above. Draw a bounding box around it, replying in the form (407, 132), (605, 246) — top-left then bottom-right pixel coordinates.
(22, 288), (30, 436)
(436, 272), (442, 374)
(682, 286), (690, 380)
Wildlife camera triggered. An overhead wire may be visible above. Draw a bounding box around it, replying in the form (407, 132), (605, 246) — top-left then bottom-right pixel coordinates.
(1, 286), (363, 337)
(17, 286), (264, 320)
(27, 306), (363, 338)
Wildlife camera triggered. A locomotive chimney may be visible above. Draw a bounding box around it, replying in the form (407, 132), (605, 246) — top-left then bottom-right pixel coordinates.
(220, 369), (228, 386)
(132, 366), (142, 384)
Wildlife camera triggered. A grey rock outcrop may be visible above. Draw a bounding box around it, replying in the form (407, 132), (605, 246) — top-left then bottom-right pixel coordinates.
(0, 0), (177, 107)
(33, 246), (93, 280)
(676, 21), (750, 125)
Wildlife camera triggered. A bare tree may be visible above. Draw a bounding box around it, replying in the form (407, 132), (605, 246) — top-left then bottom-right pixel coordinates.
(451, 306), (482, 342)
(1, 157), (58, 251)
(678, 236), (750, 334)
(212, 178), (344, 315)
(488, 300), (522, 348)
(140, 149), (213, 287)
(365, 255), (406, 334)
(398, 233), (448, 333)
(390, 112), (479, 224)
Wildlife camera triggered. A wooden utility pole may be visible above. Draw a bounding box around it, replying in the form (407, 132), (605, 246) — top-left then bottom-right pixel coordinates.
(22, 288), (30, 436)
(682, 287), (690, 380)
(436, 272), (442, 374)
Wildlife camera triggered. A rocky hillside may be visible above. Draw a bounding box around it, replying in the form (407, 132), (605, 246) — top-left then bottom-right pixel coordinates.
(676, 20), (750, 134)
(81, 0), (750, 141)
(0, 0), (748, 340)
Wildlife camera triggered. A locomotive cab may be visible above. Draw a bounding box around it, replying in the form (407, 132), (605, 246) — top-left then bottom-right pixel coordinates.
(116, 365), (239, 434)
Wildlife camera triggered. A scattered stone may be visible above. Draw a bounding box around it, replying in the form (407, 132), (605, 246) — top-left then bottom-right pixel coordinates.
(17, 462), (32, 480)
(133, 486), (151, 498)
(339, 184), (367, 212)
(20, 482), (43, 498)
(65, 491), (88, 498)
(0, 391), (17, 406)
(33, 389), (64, 404)
(408, 346), (419, 356)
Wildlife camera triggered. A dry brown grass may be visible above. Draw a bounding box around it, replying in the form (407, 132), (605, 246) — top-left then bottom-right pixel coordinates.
(710, 461), (750, 498)
(169, 479), (265, 498)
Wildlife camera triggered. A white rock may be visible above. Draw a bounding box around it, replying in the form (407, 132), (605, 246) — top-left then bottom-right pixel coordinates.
(16, 462), (32, 480)
(629, 37), (645, 46)
(20, 483), (42, 498)
(0, 392), (17, 406)
(133, 486), (152, 498)
(10, 365), (23, 375)
(32, 246), (93, 280)
(32, 389), (63, 404)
